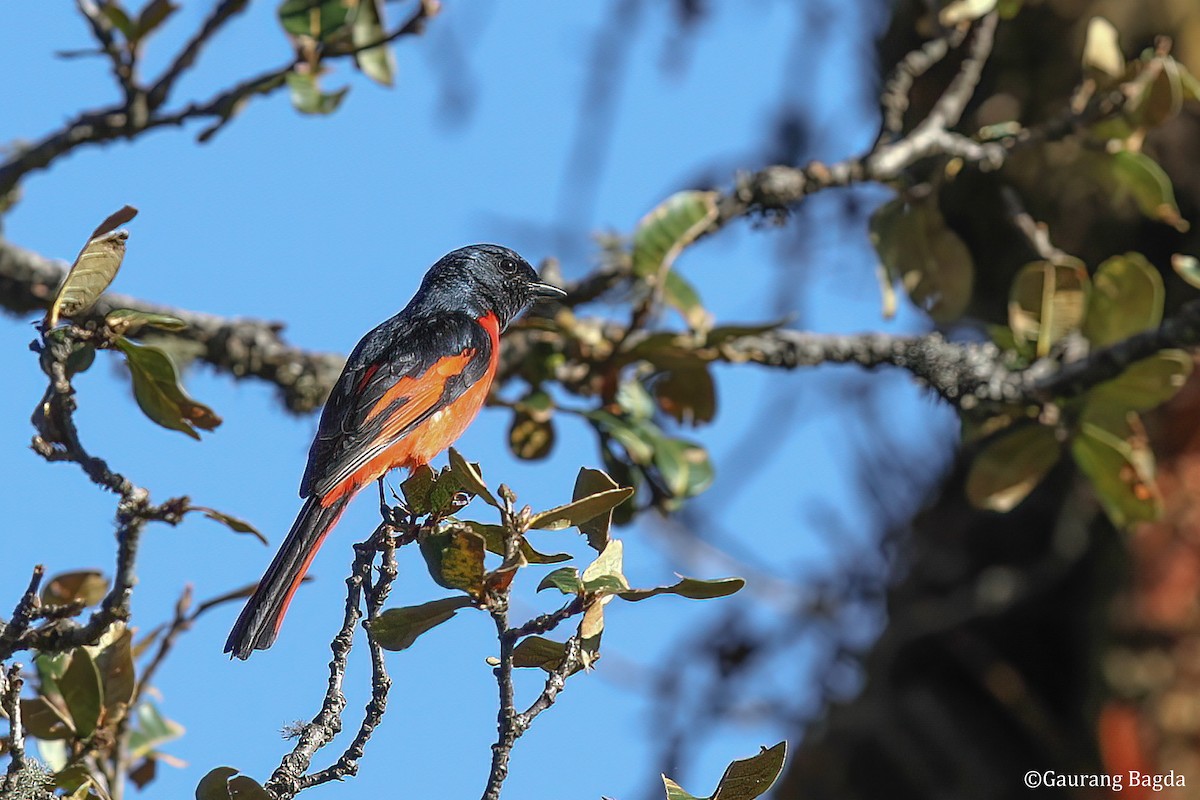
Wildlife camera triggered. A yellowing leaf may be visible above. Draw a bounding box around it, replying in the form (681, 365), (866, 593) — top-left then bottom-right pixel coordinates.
(1008, 259), (1089, 357)
(663, 742), (788, 800)
(47, 205), (138, 326)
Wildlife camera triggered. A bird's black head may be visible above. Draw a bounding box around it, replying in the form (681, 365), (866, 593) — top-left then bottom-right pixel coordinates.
(417, 244), (565, 328)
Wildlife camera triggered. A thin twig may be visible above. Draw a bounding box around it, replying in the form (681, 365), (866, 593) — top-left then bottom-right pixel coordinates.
(514, 636), (583, 734)
(879, 23), (971, 138)
(147, 0), (251, 110)
(1001, 187), (1073, 264)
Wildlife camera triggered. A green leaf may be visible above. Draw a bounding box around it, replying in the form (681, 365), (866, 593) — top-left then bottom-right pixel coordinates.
(47, 205), (137, 326)
(654, 365), (716, 426)
(509, 391), (556, 461)
(588, 409), (655, 463)
(572, 467), (620, 551)
(537, 567), (582, 595)
(447, 447), (498, 507)
(285, 71), (349, 115)
(464, 521), (572, 565)
(511, 636), (582, 673)
(1083, 253), (1164, 347)
(617, 576), (745, 602)
(1087, 351), (1192, 411)
(528, 487), (635, 531)
(59, 649), (103, 738)
(105, 308), (187, 335)
(1007, 259), (1089, 357)
(616, 379), (656, 421)
(632, 190), (718, 279)
(633, 191), (718, 331)
(278, 0), (351, 40)
(351, 0), (395, 86)
(196, 767), (238, 800)
(100, 3), (137, 38)
(369, 596), (473, 651)
(653, 437), (714, 500)
(1172, 254), (1200, 290)
(1109, 150), (1190, 232)
(581, 540), (625, 588)
(663, 271), (712, 332)
(42, 570), (109, 608)
(86, 624), (135, 719)
(20, 697), (74, 740)
(401, 464), (436, 515)
(419, 526), (486, 594)
(1072, 421), (1161, 528)
(128, 701), (184, 759)
(426, 465), (469, 517)
(116, 337), (222, 439)
(132, 0), (178, 44)
(870, 196), (974, 323)
(228, 776), (272, 799)
(192, 506), (267, 545)
(663, 742), (788, 800)
(965, 424), (1062, 512)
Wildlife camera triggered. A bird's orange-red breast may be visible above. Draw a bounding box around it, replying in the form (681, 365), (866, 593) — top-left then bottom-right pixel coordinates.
(225, 245), (564, 659)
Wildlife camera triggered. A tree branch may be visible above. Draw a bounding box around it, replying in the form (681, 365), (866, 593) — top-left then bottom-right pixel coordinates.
(1, 663), (27, 797)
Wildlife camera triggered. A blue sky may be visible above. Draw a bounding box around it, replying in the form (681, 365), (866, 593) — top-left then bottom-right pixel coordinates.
(2, 3), (957, 798)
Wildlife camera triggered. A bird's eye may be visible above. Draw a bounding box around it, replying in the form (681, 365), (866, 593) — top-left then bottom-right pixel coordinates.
(500, 258), (517, 274)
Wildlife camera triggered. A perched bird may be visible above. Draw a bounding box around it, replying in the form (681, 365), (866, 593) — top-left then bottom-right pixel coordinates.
(225, 244), (565, 659)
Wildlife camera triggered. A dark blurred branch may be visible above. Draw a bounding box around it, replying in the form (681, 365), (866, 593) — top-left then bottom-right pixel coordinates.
(0, 0), (439, 197)
(76, 0), (136, 100)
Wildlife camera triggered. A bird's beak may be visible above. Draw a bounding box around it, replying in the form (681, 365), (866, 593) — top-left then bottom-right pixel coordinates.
(531, 281), (567, 300)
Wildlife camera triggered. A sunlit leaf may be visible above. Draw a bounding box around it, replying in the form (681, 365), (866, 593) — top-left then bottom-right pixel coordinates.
(42, 570), (109, 608)
(1083, 253), (1164, 346)
(581, 540), (626, 591)
(528, 487), (635, 531)
(369, 597), (474, 651)
(47, 205), (137, 326)
(116, 337), (221, 439)
(1082, 17), (1124, 79)
(1007, 258), (1089, 357)
(351, 0), (395, 86)
(285, 71), (348, 115)
(965, 424), (1062, 512)
(617, 576), (745, 602)
(663, 742), (787, 800)
(536, 567), (582, 595)
(939, 0), (996, 25)
(1172, 254), (1200, 290)
(633, 191), (718, 331)
(105, 308), (187, 336)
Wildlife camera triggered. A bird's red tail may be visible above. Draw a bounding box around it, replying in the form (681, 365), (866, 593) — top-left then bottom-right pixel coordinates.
(225, 495), (349, 660)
